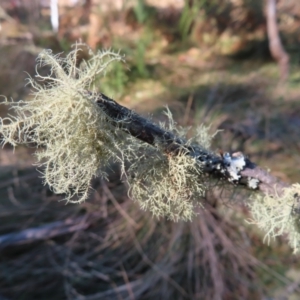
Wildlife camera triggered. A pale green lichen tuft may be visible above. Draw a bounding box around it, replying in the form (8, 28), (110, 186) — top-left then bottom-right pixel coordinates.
(249, 184), (300, 253)
(160, 108), (217, 150)
(191, 124), (218, 149)
(128, 110), (207, 221)
(0, 44), (125, 203)
(0, 45), (215, 220)
(128, 148), (205, 221)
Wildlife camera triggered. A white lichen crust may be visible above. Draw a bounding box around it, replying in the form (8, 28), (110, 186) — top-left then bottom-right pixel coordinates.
(249, 184), (300, 253)
(247, 177), (259, 189)
(222, 151), (246, 182)
(0, 44), (125, 203)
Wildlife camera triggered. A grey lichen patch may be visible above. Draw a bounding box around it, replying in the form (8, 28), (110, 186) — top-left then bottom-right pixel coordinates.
(249, 184), (300, 253)
(0, 44), (125, 203)
(128, 147), (205, 221)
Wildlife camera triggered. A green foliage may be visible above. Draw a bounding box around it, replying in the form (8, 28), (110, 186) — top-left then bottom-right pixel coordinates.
(98, 59), (129, 97)
(133, 0), (149, 24)
(130, 30), (153, 79)
(135, 40), (149, 78)
(179, 1), (199, 40)
(178, 0), (208, 40)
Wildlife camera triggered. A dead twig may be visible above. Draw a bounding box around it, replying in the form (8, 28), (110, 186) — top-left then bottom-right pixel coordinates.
(0, 214), (96, 249)
(94, 91), (290, 197)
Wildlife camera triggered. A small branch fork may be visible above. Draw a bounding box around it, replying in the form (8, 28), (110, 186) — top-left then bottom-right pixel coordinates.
(93, 92), (289, 197)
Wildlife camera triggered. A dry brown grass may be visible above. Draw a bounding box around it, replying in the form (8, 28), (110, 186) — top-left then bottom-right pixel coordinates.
(1, 2), (300, 296)
(0, 163), (262, 300)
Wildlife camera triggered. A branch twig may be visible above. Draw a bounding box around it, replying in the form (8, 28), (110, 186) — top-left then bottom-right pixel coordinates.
(94, 92), (289, 197)
(0, 214), (93, 249)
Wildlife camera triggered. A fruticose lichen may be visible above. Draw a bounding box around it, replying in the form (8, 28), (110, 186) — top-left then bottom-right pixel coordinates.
(128, 147), (205, 221)
(128, 110), (210, 221)
(249, 184), (300, 253)
(0, 44), (216, 221)
(0, 44), (125, 203)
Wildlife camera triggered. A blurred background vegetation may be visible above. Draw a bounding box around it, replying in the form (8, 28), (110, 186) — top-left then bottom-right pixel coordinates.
(0, 0), (300, 299)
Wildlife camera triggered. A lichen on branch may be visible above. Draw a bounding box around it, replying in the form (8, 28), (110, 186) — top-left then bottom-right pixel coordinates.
(0, 44), (125, 203)
(127, 110), (210, 221)
(0, 44), (213, 220)
(1, 43), (300, 251)
(249, 184), (300, 253)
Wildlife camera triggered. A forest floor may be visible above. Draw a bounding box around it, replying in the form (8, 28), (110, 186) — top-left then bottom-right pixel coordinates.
(1, 3), (300, 298)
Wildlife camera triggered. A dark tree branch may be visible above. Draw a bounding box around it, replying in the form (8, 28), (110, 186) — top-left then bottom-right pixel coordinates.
(93, 92), (290, 197)
(241, 167), (289, 196)
(0, 215), (93, 249)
